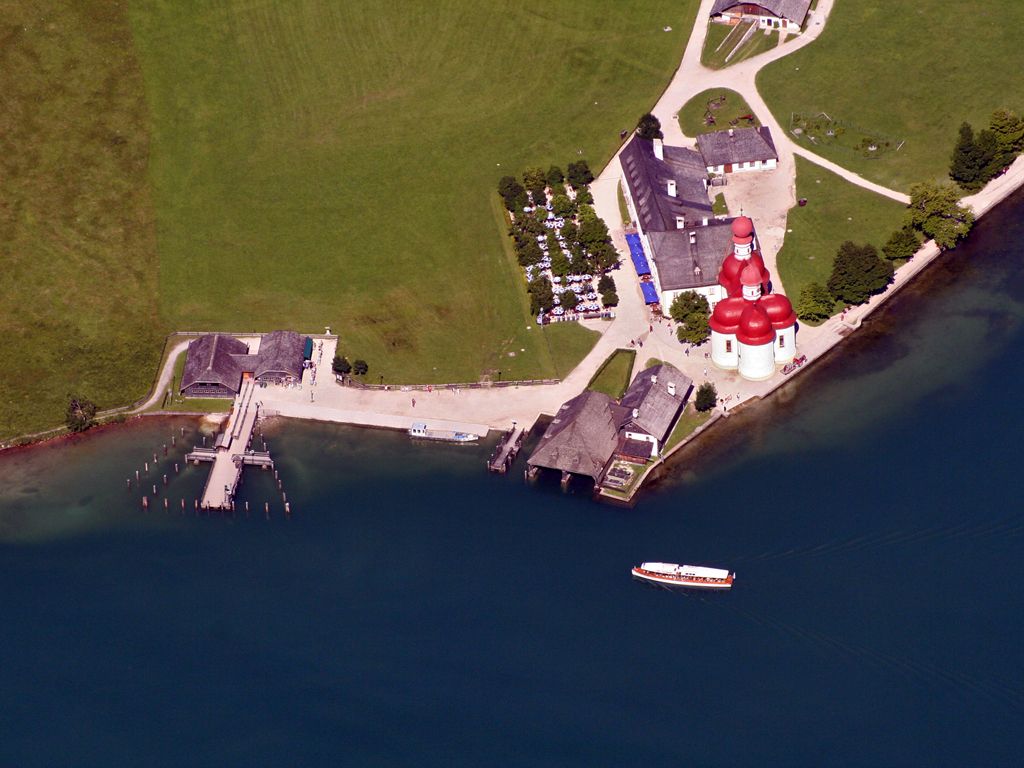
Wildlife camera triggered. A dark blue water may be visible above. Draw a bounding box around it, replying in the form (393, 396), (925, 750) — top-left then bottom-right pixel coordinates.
(2, 193), (1023, 766)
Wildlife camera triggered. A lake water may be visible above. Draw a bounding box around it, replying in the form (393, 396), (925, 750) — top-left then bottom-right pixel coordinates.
(2, 191), (1023, 766)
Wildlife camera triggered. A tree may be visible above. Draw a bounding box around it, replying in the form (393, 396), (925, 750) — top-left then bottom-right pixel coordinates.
(795, 282), (835, 322)
(907, 182), (975, 249)
(332, 355), (352, 375)
(826, 241), (894, 305)
(560, 219), (578, 245)
(668, 291), (710, 323)
(597, 273), (615, 293)
(676, 312), (710, 344)
(561, 290), (579, 311)
(578, 216), (609, 248)
(574, 188), (594, 205)
(636, 112), (663, 140)
(589, 242), (619, 271)
(528, 277), (555, 314)
(546, 165), (564, 188)
(881, 226), (922, 261)
(950, 122), (982, 189)
(352, 359), (369, 376)
(975, 128), (1001, 181)
(498, 175), (527, 212)
(567, 159), (593, 188)
(989, 107), (1024, 161)
(694, 382), (717, 412)
(551, 194), (575, 218)
(550, 249), (571, 277)
(522, 166), (546, 191)
(66, 395), (97, 432)
(601, 289), (618, 307)
(516, 240), (544, 267)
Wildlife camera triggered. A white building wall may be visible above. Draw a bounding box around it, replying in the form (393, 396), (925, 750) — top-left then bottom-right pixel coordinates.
(661, 284), (723, 315)
(773, 325), (796, 363)
(737, 339), (776, 380)
(711, 329), (738, 370)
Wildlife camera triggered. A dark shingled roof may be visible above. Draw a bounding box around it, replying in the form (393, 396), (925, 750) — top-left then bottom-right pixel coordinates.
(620, 363), (692, 444)
(254, 330), (305, 381)
(649, 219), (736, 292)
(696, 127), (778, 168)
(620, 135), (712, 233)
(528, 391), (621, 481)
(180, 334), (249, 392)
(709, 0), (811, 25)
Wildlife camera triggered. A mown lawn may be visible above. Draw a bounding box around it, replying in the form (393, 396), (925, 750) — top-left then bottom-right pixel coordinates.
(776, 157), (907, 309)
(130, 0), (699, 386)
(0, 2), (163, 439)
(677, 88), (759, 138)
(1, 1), (701, 439)
(758, 1), (1024, 191)
(587, 348), (636, 399)
(664, 404), (712, 452)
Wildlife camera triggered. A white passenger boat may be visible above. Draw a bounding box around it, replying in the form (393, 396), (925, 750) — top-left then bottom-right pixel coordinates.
(631, 562), (735, 589)
(408, 422), (479, 443)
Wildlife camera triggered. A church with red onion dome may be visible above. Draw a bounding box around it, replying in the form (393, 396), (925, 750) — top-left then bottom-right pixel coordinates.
(709, 216), (796, 380)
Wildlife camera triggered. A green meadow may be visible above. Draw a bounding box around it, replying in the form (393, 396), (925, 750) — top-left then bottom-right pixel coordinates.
(758, 1), (1024, 191)
(676, 88), (759, 138)
(1, 0), (698, 438)
(776, 157), (906, 308)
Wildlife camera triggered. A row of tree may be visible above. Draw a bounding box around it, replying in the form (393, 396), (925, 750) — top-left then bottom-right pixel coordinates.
(497, 161), (594, 213)
(332, 355), (368, 377)
(949, 108), (1024, 191)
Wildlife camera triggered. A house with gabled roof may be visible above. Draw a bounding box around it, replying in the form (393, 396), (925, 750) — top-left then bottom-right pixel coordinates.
(696, 126), (778, 175)
(710, 0), (812, 32)
(180, 330), (308, 398)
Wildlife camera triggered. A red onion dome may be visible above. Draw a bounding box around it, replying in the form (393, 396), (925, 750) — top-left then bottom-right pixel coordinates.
(731, 215), (754, 241)
(719, 251), (771, 297)
(709, 297), (745, 334)
(736, 303), (774, 346)
(740, 262), (763, 287)
(759, 293), (797, 329)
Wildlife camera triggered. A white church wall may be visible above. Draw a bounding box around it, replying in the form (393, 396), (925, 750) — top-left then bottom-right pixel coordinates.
(738, 339), (776, 380)
(711, 330), (738, 370)
(773, 325), (796, 364)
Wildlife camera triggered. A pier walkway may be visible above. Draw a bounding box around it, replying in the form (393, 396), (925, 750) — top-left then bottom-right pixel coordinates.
(197, 379), (268, 510)
(487, 426), (526, 473)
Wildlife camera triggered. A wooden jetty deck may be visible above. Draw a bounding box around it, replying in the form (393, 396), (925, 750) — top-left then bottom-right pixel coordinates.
(196, 379), (269, 510)
(487, 425), (526, 473)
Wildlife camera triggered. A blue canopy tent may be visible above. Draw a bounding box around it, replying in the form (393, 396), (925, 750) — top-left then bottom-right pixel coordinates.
(640, 282), (659, 305)
(625, 233), (651, 277)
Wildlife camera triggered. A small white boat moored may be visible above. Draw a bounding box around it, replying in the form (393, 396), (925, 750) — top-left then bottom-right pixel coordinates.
(408, 422), (479, 443)
(631, 562), (735, 589)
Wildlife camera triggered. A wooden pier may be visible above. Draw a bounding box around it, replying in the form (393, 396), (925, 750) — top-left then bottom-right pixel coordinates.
(487, 425), (526, 474)
(195, 379), (271, 510)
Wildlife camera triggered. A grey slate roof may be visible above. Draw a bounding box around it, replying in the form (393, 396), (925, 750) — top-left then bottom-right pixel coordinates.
(696, 126), (778, 168)
(649, 219), (736, 292)
(181, 334), (249, 392)
(620, 363), (692, 444)
(528, 391), (621, 481)
(620, 135), (712, 233)
(709, 0), (811, 25)
(254, 330), (304, 381)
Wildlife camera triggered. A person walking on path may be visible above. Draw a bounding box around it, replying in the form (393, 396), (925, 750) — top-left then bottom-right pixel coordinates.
(412, 398), (416, 408)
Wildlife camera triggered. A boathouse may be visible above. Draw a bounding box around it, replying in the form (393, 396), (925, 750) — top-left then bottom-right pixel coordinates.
(696, 126), (778, 175)
(527, 363), (692, 485)
(709, 0), (811, 32)
(180, 330), (307, 398)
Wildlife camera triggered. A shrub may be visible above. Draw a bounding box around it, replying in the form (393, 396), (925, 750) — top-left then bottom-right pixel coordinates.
(597, 274), (615, 293)
(601, 289), (618, 307)
(561, 290), (579, 311)
(881, 226), (922, 261)
(695, 382), (717, 412)
(668, 291), (710, 323)
(567, 160), (594, 188)
(352, 359), (369, 376)
(332, 355), (352, 375)
(676, 313), (710, 345)
(66, 395), (97, 432)
(546, 165), (564, 187)
(826, 241), (894, 305)
(796, 282), (835, 322)
(636, 112), (663, 140)
(550, 194), (575, 218)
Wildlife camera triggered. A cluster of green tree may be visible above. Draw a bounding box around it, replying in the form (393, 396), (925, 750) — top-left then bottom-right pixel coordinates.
(597, 273), (618, 308)
(949, 109), (1024, 192)
(332, 355), (368, 376)
(507, 204), (617, 276)
(497, 160), (594, 213)
(636, 113), (663, 141)
(66, 395), (97, 432)
(694, 382), (717, 412)
(796, 241), (894, 321)
(669, 291), (711, 344)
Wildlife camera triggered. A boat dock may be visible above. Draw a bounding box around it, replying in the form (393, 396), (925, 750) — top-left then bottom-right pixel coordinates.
(190, 379), (273, 510)
(487, 425), (527, 473)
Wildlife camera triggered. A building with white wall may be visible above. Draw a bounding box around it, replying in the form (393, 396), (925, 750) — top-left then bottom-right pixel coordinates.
(709, 0), (812, 33)
(696, 126), (778, 176)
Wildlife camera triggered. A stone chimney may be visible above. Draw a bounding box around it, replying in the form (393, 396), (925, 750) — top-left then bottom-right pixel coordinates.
(668, 382), (676, 397)
(675, 215), (686, 230)
(652, 374), (658, 384)
(632, 407), (639, 419)
(728, 127), (735, 138)
(666, 179), (676, 197)
(653, 138), (664, 160)
(702, 216), (709, 226)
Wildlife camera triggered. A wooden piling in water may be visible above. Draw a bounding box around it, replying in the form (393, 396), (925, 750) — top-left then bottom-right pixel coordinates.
(284, 502), (291, 516)
(264, 502), (269, 520)
(163, 474), (168, 486)
(152, 484), (157, 496)
(144, 462), (149, 473)
(142, 496), (148, 510)
(126, 478), (131, 490)
(135, 469), (139, 481)
(245, 501), (249, 516)
(164, 498), (169, 510)
(181, 499), (186, 514)
(175, 463), (179, 474)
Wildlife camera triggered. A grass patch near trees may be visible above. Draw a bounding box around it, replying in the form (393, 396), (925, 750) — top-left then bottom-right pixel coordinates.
(664, 404), (713, 452)
(712, 193), (729, 216)
(758, 1), (1024, 191)
(541, 324), (602, 380)
(776, 157), (907, 313)
(587, 349), (636, 399)
(0, 2), (163, 439)
(129, 0), (699, 389)
(677, 88), (758, 138)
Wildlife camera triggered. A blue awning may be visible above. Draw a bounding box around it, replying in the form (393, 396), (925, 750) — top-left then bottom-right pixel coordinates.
(640, 282), (659, 304)
(625, 233), (651, 276)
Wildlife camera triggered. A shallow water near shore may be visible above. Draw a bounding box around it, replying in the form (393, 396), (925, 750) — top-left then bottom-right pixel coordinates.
(2, 192), (1024, 765)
